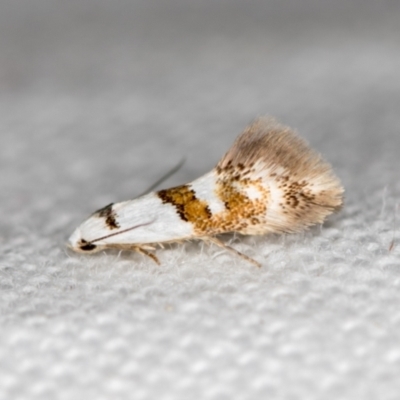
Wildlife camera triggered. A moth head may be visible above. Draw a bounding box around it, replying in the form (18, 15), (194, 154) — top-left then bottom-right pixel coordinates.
(68, 228), (104, 254)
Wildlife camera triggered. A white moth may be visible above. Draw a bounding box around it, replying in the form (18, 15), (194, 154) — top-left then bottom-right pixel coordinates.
(68, 117), (344, 266)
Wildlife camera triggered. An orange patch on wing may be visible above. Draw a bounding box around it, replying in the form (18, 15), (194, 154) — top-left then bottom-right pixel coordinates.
(157, 185), (212, 231)
(212, 177), (270, 235)
(158, 176), (271, 237)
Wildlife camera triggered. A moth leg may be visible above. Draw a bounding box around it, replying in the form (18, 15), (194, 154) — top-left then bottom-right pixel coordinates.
(104, 243), (160, 264)
(140, 244), (157, 251)
(203, 236), (261, 268)
(135, 247), (161, 265)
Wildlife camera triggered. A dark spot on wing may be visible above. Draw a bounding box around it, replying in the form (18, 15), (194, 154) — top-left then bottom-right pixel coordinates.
(157, 185), (212, 224)
(94, 202), (120, 230)
(94, 203), (114, 215)
(80, 243), (97, 251)
(78, 239), (97, 251)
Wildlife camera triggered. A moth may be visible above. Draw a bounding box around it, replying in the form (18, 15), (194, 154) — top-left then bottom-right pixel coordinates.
(68, 117), (344, 267)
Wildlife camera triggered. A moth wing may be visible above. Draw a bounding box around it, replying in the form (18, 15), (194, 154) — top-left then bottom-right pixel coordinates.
(216, 117), (344, 233)
(69, 195), (194, 251)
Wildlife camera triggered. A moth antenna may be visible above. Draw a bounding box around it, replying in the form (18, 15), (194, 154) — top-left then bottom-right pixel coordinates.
(138, 158), (186, 197)
(91, 220), (156, 243)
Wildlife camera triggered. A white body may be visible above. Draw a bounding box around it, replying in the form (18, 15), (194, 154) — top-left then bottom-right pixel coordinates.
(68, 191), (195, 248)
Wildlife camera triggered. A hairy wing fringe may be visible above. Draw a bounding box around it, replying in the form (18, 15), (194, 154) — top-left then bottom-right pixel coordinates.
(216, 117), (344, 233)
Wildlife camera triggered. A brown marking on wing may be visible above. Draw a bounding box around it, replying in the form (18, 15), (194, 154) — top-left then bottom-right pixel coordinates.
(211, 171), (270, 235)
(158, 166), (271, 236)
(269, 174), (342, 233)
(95, 202), (120, 230)
(157, 185), (212, 231)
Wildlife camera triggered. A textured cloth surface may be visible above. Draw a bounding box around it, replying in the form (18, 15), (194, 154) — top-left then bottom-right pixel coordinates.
(1, 1), (400, 399)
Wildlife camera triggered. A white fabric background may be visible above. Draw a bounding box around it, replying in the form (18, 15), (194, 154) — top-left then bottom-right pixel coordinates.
(1, 1), (400, 399)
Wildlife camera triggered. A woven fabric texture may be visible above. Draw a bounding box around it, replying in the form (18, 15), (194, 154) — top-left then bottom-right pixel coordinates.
(1, 1), (400, 399)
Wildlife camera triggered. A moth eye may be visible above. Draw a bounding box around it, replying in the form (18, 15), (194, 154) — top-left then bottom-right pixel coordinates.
(80, 242), (97, 251)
